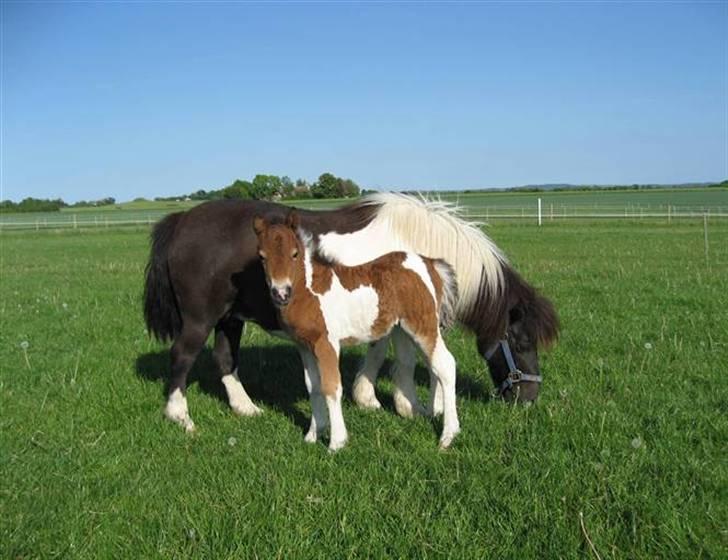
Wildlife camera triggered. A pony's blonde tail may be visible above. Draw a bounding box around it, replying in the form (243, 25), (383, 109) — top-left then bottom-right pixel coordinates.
(432, 259), (459, 330)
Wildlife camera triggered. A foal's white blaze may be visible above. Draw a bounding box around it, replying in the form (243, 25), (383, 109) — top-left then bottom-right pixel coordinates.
(222, 371), (262, 416)
(165, 388), (195, 432)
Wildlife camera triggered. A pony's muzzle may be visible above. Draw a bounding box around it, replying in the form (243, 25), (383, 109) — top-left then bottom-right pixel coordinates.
(270, 284), (292, 306)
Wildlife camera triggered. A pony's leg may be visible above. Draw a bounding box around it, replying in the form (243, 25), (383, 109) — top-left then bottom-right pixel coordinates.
(429, 372), (445, 418)
(165, 322), (209, 432)
(297, 346), (329, 443)
(352, 337), (389, 410)
(390, 327), (427, 418)
(426, 334), (460, 449)
(213, 319), (262, 417)
(314, 340), (348, 451)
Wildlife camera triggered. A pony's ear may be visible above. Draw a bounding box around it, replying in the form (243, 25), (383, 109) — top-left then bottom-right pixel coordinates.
(253, 215), (266, 236)
(286, 210), (300, 231)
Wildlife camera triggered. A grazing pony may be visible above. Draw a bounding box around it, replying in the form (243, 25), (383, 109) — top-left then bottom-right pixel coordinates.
(253, 211), (460, 450)
(144, 194), (558, 432)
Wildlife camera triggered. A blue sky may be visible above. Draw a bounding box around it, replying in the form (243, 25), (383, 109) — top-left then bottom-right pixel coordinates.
(2, 1), (726, 203)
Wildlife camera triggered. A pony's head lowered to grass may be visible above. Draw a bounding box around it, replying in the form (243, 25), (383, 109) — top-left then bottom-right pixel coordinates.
(253, 211), (304, 307)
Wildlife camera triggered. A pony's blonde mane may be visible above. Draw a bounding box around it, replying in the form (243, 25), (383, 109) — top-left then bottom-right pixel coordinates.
(359, 192), (507, 319)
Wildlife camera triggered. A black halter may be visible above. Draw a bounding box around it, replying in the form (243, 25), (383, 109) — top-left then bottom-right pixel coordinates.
(484, 339), (543, 397)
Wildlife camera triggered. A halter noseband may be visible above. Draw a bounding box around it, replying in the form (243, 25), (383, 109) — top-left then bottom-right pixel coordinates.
(484, 339), (543, 397)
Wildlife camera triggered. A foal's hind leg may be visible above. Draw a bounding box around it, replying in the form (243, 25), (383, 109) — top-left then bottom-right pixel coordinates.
(352, 337), (389, 410)
(426, 335), (460, 449)
(213, 319), (262, 417)
(165, 323), (209, 432)
(390, 327), (427, 418)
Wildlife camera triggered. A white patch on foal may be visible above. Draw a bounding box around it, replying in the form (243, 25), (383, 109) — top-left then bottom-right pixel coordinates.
(165, 388), (195, 432)
(304, 241), (380, 345)
(401, 253), (437, 301)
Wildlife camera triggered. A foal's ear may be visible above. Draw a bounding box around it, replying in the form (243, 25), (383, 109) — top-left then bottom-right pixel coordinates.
(253, 215), (266, 235)
(286, 210), (300, 230)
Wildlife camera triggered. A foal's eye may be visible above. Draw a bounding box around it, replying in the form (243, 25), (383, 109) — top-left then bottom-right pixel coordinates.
(291, 249), (299, 259)
(258, 252), (266, 261)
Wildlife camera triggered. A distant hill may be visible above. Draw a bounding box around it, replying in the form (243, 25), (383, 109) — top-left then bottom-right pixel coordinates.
(513, 182), (720, 191)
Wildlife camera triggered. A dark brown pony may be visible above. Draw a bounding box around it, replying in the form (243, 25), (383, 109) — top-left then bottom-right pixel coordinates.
(144, 193), (558, 432)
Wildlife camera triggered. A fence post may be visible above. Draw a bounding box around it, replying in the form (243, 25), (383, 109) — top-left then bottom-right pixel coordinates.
(73, 214), (77, 229)
(704, 213), (709, 264)
(538, 198), (542, 226)
(668, 205), (671, 224)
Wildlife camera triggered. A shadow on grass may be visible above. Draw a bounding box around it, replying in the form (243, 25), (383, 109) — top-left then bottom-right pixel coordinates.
(135, 343), (493, 434)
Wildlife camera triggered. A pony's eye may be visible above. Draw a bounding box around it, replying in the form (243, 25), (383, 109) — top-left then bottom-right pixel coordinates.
(259, 252), (266, 261)
(291, 249), (299, 259)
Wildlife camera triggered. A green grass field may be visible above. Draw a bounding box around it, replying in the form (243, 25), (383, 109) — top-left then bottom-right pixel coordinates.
(1, 219), (726, 558)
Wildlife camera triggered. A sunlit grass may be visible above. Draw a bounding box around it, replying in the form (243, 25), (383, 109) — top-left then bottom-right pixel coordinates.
(1, 221), (726, 558)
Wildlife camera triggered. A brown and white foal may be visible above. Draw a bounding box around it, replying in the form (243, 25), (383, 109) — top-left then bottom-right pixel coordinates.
(254, 211), (460, 451)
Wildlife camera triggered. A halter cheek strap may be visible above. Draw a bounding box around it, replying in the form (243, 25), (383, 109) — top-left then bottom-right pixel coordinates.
(484, 339), (543, 396)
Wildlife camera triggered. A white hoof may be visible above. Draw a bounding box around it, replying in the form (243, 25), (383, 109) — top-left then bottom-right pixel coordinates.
(352, 379), (382, 410)
(328, 437), (348, 453)
(231, 399), (263, 417)
(165, 389), (196, 432)
(394, 393), (426, 419)
(438, 430), (460, 450)
(165, 407), (196, 433)
(304, 431), (318, 444)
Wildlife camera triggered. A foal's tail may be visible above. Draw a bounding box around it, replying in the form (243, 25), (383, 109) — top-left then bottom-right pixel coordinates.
(144, 212), (183, 342)
(432, 259), (459, 330)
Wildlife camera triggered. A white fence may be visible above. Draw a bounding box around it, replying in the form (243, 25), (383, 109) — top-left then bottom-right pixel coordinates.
(1, 205), (727, 231)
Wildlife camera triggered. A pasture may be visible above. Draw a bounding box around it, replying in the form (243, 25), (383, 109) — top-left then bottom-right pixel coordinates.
(1, 218), (726, 558)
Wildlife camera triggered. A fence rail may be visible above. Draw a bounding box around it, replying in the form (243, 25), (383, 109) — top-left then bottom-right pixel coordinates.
(1, 209), (727, 231)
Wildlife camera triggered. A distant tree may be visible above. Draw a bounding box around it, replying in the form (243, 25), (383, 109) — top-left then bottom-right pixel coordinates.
(311, 173), (339, 199)
(280, 176), (295, 199)
(293, 179), (311, 199)
(222, 179), (252, 199)
(250, 174), (281, 200)
(1, 197), (67, 213)
(339, 178), (360, 198)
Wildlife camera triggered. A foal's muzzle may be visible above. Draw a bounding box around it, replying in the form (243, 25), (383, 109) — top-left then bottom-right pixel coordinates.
(270, 285), (292, 306)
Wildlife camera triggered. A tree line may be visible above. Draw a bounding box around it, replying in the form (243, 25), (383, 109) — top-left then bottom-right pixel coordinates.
(154, 172), (361, 202)
(0, 197), (117, 213)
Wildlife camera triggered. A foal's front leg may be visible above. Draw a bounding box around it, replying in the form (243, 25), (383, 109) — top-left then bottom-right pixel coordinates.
(313, 339), (348, 451)
(297, 346), (328, 443)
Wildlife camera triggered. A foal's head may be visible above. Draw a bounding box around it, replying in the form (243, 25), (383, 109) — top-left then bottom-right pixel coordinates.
(253, 211), (303, 307)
